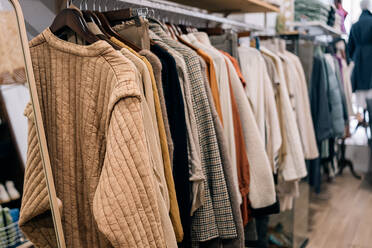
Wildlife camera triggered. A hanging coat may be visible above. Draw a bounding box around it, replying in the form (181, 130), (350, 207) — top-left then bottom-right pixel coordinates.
(348, 10), (372, 91)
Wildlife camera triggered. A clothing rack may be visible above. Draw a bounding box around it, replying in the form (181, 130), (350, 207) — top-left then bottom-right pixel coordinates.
(280, 32), (361, 182)
(71, 0), (263, 31)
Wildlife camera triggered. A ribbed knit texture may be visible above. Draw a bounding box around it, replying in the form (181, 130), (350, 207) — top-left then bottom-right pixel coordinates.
(19, 28), (166, 248)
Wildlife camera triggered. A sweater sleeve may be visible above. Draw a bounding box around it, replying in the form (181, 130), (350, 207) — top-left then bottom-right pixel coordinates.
(93, 96), (166, 248)
(19, 102), (59, 248)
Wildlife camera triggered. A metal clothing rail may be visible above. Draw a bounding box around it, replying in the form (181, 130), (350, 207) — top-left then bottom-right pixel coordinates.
(114, 0), (263, 30)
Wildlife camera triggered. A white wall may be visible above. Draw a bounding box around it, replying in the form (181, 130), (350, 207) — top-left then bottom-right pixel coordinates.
(0, 85), (30, 167)
(19, 0), (56, 39)
(343, 0), (362, 33)
(229, 12), (278, 33)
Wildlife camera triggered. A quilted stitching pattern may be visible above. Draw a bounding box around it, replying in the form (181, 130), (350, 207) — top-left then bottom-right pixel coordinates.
(19, 29), (166, 248)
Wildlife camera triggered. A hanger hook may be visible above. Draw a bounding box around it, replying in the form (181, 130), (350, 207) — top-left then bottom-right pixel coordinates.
(97, 0), (101, 12)
(67, 0), (72, 8)
(104, 0), (108, 11)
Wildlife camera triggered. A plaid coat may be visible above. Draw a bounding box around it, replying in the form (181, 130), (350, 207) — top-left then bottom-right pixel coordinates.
(150, 24), (237, 245)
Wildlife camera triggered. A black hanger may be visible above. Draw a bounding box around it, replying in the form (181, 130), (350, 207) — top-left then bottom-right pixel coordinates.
(50, 8), (99, 44)
(94, 11), (141, 52)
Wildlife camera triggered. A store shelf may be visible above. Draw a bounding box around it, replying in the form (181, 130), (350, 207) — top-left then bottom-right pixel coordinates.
(117, 0), (263, 30)
(163, 0), (280, 14)
(287, 21), (345, 37)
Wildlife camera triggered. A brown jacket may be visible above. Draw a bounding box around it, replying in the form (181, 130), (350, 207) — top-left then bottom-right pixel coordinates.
(20, 29), (166, 248)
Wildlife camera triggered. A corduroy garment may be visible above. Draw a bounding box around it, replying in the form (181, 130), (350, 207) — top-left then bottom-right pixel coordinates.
(150, 23), (237, 244)
(19, 28), (166, 248)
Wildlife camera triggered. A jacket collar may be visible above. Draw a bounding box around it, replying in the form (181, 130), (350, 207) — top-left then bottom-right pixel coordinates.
(361, 9), (372, 18)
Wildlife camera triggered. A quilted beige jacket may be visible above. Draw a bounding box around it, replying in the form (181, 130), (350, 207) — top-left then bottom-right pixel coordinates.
(19, 29), (166, 248)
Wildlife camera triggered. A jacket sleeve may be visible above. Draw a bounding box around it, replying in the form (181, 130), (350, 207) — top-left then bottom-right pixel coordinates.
(93, 96), (166, 248)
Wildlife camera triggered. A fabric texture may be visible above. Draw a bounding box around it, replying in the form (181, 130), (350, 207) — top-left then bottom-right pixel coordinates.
(187, 33), (241, 205)
(150, 31), (205, 220)
(209, 32), (239, 60)
(140, 49), (175, 166)
(139, 49), (183, 244)
(262, 53), (282, 170)
(221, 52), (251, 225)
(150, 23), (237, 243)
(261, 47), (307, 182)
(323, 53), (345, 137)
(151, 43), (190, 244)
(282, 51), (319, 160)
(230, 49), (276, 209)
(310, 55), (333, 142)
(112, 42), (177, 248)
(112, 17), (150, 50)
(202, 65), (244, 248)
(20, 28), (166, 248)
(151, 44), (191, 247)
(223, 52), (246, 87)
(238, 47), (266, 140)
(178, 35), (223, 123)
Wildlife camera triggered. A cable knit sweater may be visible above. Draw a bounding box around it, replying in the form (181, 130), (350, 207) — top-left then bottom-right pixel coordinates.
(19, 28), (166, 248)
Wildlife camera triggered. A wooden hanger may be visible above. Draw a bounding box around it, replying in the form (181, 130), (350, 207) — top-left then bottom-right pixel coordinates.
(94, 11), (141, 52)
(102, 8), (132, 24)
(50, 8), (99, 44)
(199, 27), (225, 36)
(82, 10), (122, 50)
(102, 8), (144, 27)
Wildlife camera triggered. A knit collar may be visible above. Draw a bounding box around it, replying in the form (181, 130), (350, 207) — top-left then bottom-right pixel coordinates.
(42, 28), (112, 57)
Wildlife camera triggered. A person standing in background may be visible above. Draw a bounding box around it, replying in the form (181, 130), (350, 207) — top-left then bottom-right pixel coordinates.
(348, 0), (372, 128)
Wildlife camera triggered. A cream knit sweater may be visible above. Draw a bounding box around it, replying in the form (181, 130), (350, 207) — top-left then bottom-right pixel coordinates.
(19, 29), (166, 248)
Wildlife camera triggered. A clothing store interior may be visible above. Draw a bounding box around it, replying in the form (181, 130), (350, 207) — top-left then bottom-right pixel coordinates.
(0, 0), (372, 247)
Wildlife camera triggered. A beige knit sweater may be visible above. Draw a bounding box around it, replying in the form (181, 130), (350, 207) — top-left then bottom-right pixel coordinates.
(19, 29), (166, 248)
